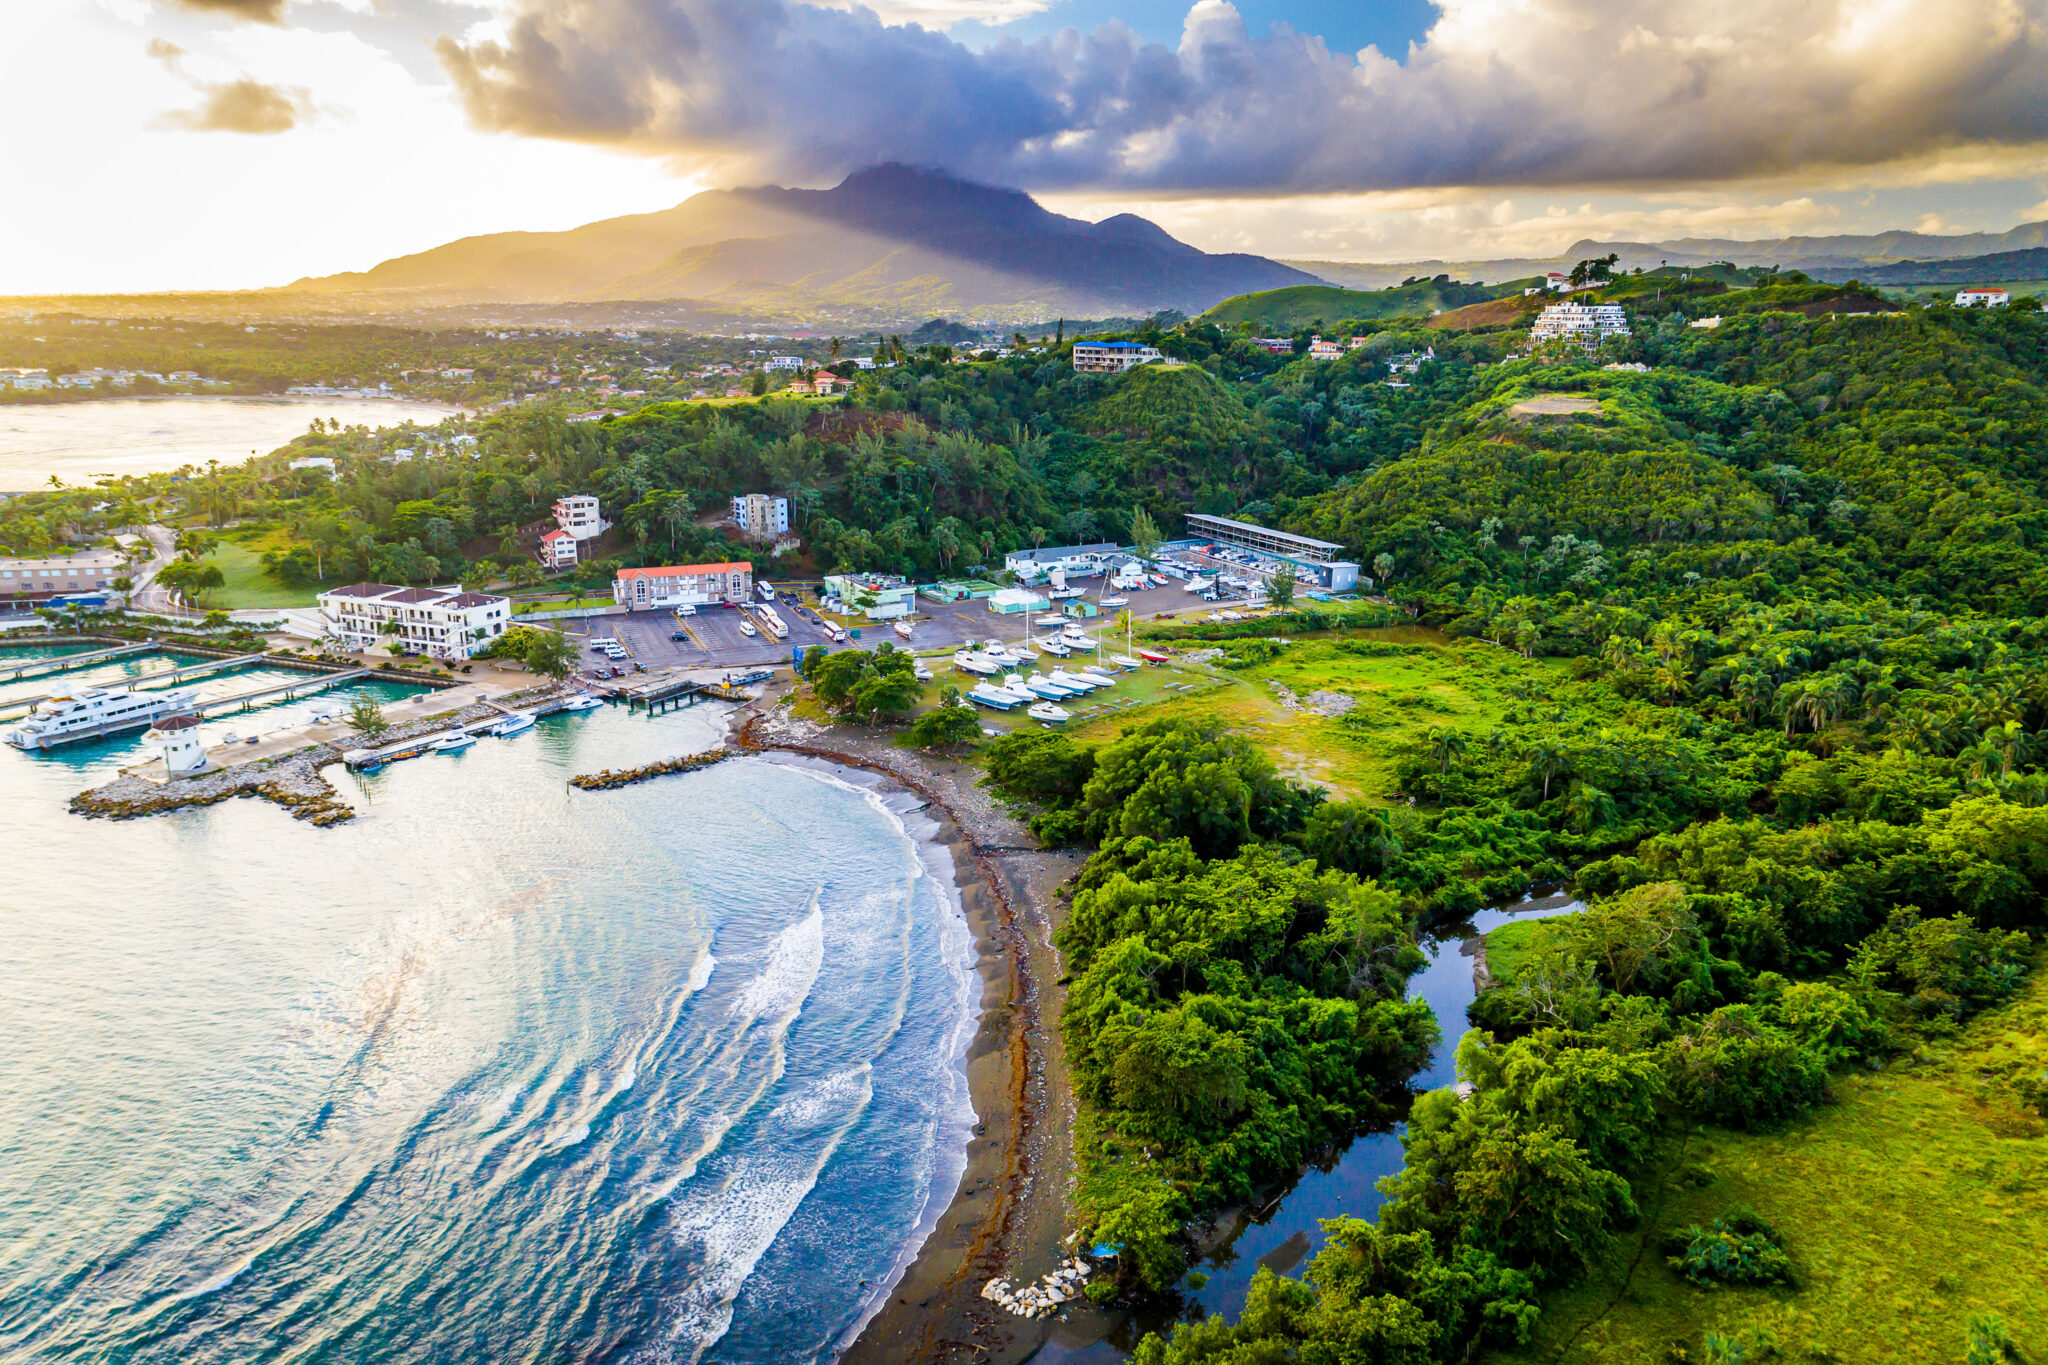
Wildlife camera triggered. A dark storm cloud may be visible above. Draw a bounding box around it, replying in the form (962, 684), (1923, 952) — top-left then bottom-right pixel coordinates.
(431, 0), (2048, 192)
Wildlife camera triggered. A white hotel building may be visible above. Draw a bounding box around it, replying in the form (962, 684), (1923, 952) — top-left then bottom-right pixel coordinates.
(316, 583), (512, 660)
(1529, 303), (1632, 348)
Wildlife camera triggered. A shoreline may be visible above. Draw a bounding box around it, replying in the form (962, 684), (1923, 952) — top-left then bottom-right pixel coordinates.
(730, 692), (1088, 1365)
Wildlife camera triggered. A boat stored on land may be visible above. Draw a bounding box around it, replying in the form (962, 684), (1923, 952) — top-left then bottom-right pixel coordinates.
(893, 621), (915, 640)
(966, 683), (1020, 710)
(6, 685), (201, 750)
(952, 650), (1001, 676)
(1027, 701), (1070, 724)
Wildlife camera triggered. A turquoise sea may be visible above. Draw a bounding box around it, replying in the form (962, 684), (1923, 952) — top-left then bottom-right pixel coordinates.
(0, 665), (978, 1364)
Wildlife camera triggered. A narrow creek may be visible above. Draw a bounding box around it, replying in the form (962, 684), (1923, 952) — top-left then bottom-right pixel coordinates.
(1034, 892), (1585, 1362)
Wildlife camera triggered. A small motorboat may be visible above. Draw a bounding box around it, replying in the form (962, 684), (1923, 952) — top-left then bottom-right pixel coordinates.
(1024, 675), (1082, 699)
(1099, 596), (1128, 607)
(1037, 639), (1071, 658)
(560, 695), (604, 712)
(966, 683), (1020, 710)
(1110, 654), (1144, 670)
(893, 621), (915, 639)
(1027, 701), (1071, 724)
(913, 662), (933, 681)
(428, 732), (476, 753)
(491, 713), (536, 737)
(1083, 665), (1117, 678)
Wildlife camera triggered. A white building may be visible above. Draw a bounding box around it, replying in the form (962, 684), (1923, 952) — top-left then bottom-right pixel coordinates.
(288, 456), (336, 475)
(552, 493), (609, 542)
(1004, 542), (1121, 580)
(0, 548), (128, 599)
(316, 583), (512, 660)
(612, 561), (753, 610)
(147, 714), (209, 777)
(1956, 287), (2011, 308)
(764, 355), (804, 371)
(731, 493), (790, 537)
(1071, 341), (1164, 374)
(1529, 302), (1631, 348)
(538, 528), (578, 569)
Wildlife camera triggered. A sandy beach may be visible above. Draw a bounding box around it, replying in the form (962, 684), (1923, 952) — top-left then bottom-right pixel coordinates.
(732, 689), (1090, 1364)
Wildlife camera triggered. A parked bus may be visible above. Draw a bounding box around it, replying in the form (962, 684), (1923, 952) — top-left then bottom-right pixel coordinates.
(757, 582), (776, 603)
(756, 604), (789, 640)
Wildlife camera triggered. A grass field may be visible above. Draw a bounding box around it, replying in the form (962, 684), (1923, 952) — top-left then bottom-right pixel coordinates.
(1067, 630), (1570, 799)
(200, 540), (317, 609)
(1491, 964), (2048, 1365)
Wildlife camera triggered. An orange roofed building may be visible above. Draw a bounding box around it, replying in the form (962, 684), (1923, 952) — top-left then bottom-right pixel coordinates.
(612, 561), (753, 610)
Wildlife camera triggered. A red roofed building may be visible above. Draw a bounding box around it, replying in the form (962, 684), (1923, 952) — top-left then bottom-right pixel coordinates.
(538, 527), (578, 569)
(613, 561), (753, 610)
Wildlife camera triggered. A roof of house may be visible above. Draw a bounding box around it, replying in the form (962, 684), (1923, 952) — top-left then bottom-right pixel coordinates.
(324, 582), (405, 598)
(1072, 340), (1155, 350)
(383, 587), (451, 604)
(540, 528), (573, 541)
(616, 561), (752, 579)
(1006, 542), (1120, 563)
(1959, 286), (2008, 294)
(445, 593), (501, 608)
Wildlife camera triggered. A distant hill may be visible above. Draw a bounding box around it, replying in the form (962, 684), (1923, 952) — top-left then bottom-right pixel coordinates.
(1285, 219), (2048, 293)
(282, 164), (1317, 323)
(1200, 279), (1521, 329)
(1813, 247), (2048, 286)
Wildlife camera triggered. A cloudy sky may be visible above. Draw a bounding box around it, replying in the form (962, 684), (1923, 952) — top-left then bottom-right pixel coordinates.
(9, 0), (2048, 293)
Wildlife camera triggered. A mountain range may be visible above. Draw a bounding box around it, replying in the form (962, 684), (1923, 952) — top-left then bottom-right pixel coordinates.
(284, 164), (1316, 323)
(1289, 221), (2048, 291)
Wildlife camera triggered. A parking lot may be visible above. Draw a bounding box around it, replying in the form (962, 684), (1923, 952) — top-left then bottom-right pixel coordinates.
(553, 575), (1241, 677)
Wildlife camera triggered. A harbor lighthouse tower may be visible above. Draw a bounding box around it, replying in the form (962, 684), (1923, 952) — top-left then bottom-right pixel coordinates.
(147, 714), (207, 777)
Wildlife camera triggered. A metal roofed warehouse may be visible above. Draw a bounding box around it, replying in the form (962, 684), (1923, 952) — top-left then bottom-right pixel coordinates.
(1184, 514), (1345, 562)
(1181, 513), (1361, 591)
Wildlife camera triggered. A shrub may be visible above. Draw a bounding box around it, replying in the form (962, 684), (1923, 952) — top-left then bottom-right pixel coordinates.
(1662, 1208), (1796, 1288)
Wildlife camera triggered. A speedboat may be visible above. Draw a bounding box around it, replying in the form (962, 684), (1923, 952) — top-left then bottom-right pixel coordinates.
(993, 676), (1039, 704)
(1027, 701), (1071, 724)
(1110, 654), (1144, 670)
(952, 650), (1000, 676)
(560, 694), (604, 712)
(1063, 636), (1099, 652)
(491, 713), (536, 737)
(1049, 669), (1109, 692)
(1037, 638), (1071, 658)
(428, 732), (476, 753)
(1083, 665), (1117, 679)
(966, 683), (1020, 710)
(1024, 675), (1083, 699)
(1100, 596), (1128, 607)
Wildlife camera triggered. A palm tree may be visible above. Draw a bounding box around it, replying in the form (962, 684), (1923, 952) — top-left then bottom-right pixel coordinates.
(1427, 726), (1468, 775)
(1985, 720), (2036, 777)
(1528, 741), (1570, 800)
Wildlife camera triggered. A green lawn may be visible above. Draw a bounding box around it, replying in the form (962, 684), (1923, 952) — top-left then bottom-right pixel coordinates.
(200, 541), (317, 609)
(1069, 631), (1572, 800)
(1490, 964), (2048, 1365)
(1482, 918), (1547, 985)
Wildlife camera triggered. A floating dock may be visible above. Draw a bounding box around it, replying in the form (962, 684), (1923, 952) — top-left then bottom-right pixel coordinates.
(1, 642), (153, 683)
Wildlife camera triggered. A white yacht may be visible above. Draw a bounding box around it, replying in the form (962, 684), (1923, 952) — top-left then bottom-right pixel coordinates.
(1037, 638), (1072, 658)
(966, 682), (1021, 710)
(1049, 669), (1110, 692)
(6, 685), (200, 750)
(952, 650), (1001, 676)
(1027, 701), (1071, 724)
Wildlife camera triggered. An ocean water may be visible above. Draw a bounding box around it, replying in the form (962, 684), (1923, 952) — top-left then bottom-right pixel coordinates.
(0, 397), (457, 489)
(0, 675), (978, 1364)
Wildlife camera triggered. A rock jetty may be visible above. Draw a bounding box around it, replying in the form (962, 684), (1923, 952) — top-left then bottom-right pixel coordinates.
(979, 1256), (1095, 1318)
(71, 747), (355, 826)
(568, 749), (729, 790)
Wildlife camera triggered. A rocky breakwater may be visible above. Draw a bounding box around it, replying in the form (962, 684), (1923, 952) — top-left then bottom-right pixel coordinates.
(979, 1255), (1097, 1319)
(568, 749), (729, 791)
(71, 747), (355, 826)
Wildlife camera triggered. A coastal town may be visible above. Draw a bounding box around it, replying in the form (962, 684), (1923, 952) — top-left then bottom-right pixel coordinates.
(10, 6), (2048, 1359)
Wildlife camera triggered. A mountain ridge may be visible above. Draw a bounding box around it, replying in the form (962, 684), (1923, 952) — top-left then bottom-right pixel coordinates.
(283, 164), (1317, 322)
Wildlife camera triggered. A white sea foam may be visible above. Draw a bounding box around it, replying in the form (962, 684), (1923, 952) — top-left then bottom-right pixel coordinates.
(727, 899), (823, 1028)
(654, 1065), (876, 1364)
(686, 953), (716, 994)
